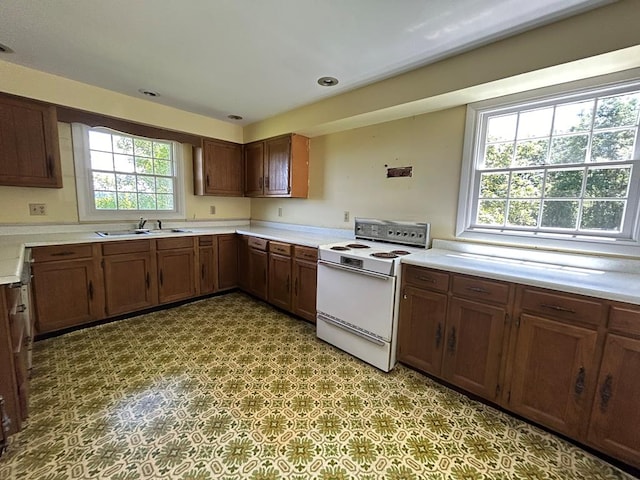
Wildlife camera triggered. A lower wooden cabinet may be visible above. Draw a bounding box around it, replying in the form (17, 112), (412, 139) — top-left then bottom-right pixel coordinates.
(102, 240), (156, 316)
(217, 234), (238, 291)
(292, 246), (317, 323)
(198, 236), (217, 295)
(32, 244), (103, 333)
(248, 237), (268, 301)
(237, 235), (250, 290)
(268, 242), (292, 311)
(157, 237), (196, 304)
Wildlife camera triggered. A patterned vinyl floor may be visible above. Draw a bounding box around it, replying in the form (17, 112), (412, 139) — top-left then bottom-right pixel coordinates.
(0, 292), (636, 479)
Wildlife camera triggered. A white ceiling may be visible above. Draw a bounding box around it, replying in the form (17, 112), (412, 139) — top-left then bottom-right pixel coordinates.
(0, 0), (613, 125)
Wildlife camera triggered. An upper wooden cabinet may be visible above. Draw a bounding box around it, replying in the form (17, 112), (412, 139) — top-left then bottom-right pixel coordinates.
(244, 134), (309, 198)
(193, 139), (243, 196)
(0, 94), (62, 188)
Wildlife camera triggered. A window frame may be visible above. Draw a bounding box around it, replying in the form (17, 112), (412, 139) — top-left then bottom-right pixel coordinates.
(72, 123), (186, 222)
(457, 75), (640, 256)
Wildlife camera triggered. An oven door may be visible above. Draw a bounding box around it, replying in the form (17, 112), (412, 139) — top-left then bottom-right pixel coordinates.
(316, 260), (396, 340)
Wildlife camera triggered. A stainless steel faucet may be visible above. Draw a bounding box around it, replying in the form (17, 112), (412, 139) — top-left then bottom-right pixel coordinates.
(138, 217), (147, 229)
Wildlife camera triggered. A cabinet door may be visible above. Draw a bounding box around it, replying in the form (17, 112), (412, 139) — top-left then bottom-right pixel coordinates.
(244, 141), (264, 196)
(217, 234), (238, 291)
(201, 139), (243, 196)
(0, 287), (22, 434)
(249, 248), (268, 301)
(104, 252), (156, 316)
(0, 95), (62, 188)
(237, 235), (250, 290)
(293, 258), (317, 323)
(508, 313), (598, 438)
(157, 248), (196, 304)
(264, 135), (291, 196)
(397, 286), (447, 376)
(443, 297), (506, 400)
(587, 334), (640, 467)
(32, 259), (102, 333)
(269, 252), (292, 311)
(199, 246), (216, 295)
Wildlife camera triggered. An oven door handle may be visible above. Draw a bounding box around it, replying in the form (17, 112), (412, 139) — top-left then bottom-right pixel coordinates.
(317, 260), (392, 280)
(317, 313), (386, 346)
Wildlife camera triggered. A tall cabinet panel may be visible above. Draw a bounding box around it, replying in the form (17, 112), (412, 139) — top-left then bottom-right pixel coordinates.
(193, 139), (243, 196)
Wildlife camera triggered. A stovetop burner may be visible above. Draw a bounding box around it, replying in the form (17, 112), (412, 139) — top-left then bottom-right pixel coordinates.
(346, 243), (370, 249)
(370, 252), (399, 259)
(330, 246), (350, 251)
(390, 250), (411, 256)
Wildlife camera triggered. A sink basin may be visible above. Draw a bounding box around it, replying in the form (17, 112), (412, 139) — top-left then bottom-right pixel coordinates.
(96, 230), (150, 237)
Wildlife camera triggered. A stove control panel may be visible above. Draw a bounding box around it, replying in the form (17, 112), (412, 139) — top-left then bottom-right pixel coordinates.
(354, 218), (430, 247)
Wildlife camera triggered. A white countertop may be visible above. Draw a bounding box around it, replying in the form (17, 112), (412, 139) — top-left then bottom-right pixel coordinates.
(402, 240), (640, 306)
(0, 221), (351, 285)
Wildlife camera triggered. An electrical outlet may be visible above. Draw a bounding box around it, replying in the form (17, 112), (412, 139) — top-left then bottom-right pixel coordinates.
(278, 207), (283, 217)
(209, 205), (216, 214)
(29, 203), (47, 216)
(343, 211), (350, 222)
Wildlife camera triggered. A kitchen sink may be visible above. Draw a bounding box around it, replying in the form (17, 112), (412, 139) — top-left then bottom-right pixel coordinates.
(95, 228), (192, 237)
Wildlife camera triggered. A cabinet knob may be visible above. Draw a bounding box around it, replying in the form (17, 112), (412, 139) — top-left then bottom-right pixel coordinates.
(599, 374), (613, 412)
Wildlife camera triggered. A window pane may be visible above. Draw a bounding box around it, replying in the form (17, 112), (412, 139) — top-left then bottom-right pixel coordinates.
(581, 200), (625, 231)
(517, 108), (553, 139)
(153, 142), (171, 159)
(541, 200), (579, 229)
(92, 172), (115, 190)
(116, 174), (136, 192)
(156, 177), (174, 194)
(137, 175), (155, 193)
(544, 169), (583, 198)
(477, 200), (506, 225)
(510, 171), (543, 198)
(157, 194), (174, 210)
(94, 191), (117, 210)
(134, 139), (152, 157)
(590, 130), (635, 162)
(594, 93), (640, 129)
(117, 192), (138, 210)
(155, 159), (173, 176)
(138, 194), (157, 210)
(90, 151), (114, 171)
(136, 156), (154, 174)
(507, 200), (539, 227)
(88, 131), (112, 152)
(514, 139), (548, 166)
(585, 167), (630, 198)
(553, 101), (593, 134)
(479, 172), (509, 198)
(114, 154), (135, 173)
(548, 135), (588, 164)
(483, 143), (513, 169)
(486, 114), (517, 142)
(113, 135), (133, 155)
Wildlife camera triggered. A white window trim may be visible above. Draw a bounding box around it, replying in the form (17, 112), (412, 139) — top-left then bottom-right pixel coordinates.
(72, 123), (186, 222)
(456, 72), (640, 257)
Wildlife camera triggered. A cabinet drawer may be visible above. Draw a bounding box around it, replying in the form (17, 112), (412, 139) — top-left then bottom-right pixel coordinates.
(269, 241), (291, 256)
(452, 274), (510, 304)
(248, 236), (268, 251)
(295, 246), (317, 262)
(609, 305), (640, 337)
(519, 287), (605, 327)
(403, 265), (449, 292)
(198, 236), (214, 246)
(157, 237), (194, 250)
(32, 244), (93, 262)
(102, 240), (151, 256)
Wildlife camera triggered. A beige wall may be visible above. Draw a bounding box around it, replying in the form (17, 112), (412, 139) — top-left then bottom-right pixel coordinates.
(251, 107), (466, 239)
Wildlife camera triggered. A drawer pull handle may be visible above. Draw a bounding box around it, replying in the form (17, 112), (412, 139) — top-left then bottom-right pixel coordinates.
(205, 174), (210, 187)
(88, 281), (93, 301)
(160, 270), (163, 286)
(574, 367), (585, 397)
(16, 304), (26, 313)
(201, 264), (205, 280)
(467, 286), (489, 294)
(435, 323), (442, 349)
(540, 303), (576, 314)
(286, 275), (290, 292)
(146, 272), (150, 289)
(599, 374), (613, 412)
(417, 275), (435, 283)
(294, 278), (298, 296)
(447, 326), (456, 354)
(50, 251), (75, 257)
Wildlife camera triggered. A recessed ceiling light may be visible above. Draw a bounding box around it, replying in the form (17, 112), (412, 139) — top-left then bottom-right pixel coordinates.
(138, 88), (160, 97)
(0, 43), (14, 53)
(317, 76), (339, 87)
(227, 114), (243, 120)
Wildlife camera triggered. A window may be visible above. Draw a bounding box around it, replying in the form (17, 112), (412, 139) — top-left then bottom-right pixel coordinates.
(457, 78), (640, 254)
(72, 124), (185, 221)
